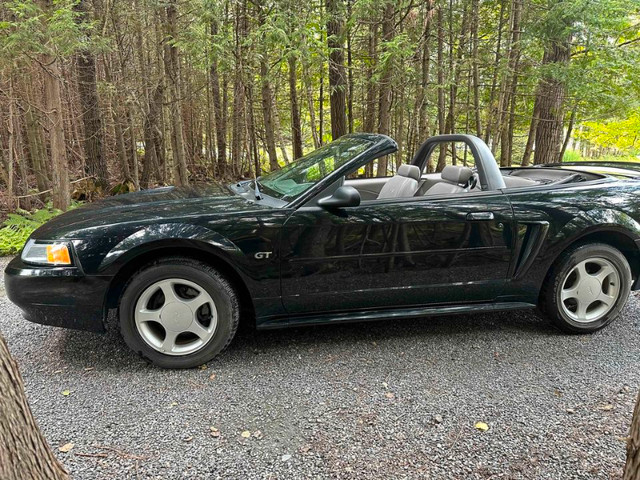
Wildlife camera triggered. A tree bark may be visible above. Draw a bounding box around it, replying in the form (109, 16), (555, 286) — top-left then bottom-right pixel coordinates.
(163, 0), (189, 185)
(435, 1), (447, 173)
(41, 54), (70, 210)
(533, 34), (571, 165)
(499, 0), (523, 167)
(0, 334), (69, 480)
(259, 55), (279, 172)
(209, 19), (227, 175)
(558, 104), (577, 162)
(326, 0), (347, 140)
(626, 391), (640, 479)
(376, 1), (394, 177)
(75, 0), (108, 188)
(288, 55), (303, 159)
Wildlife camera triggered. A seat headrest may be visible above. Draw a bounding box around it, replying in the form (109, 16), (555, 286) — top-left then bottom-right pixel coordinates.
(397, 164), (421, 182)
(441, 165), (473, 185)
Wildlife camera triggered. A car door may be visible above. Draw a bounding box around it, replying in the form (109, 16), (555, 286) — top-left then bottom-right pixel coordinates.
(279, 191), (515, 314)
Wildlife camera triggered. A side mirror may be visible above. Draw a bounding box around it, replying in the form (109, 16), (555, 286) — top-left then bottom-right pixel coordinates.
(318, 186), (361, 209)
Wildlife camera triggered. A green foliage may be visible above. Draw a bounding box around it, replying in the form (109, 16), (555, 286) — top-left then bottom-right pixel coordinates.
(0, 202), (81, 256)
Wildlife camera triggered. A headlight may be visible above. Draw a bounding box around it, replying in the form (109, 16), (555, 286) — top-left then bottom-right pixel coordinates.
(21, 239), (73, 266)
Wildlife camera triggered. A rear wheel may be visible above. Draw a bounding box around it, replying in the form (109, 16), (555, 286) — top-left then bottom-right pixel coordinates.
(119, 258), (239, 368)
(541, 243), (632, 333)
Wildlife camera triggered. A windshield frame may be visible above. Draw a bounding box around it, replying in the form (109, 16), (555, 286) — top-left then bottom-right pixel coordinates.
(255, 134), (392, 204)
(263, 134), (397, 208)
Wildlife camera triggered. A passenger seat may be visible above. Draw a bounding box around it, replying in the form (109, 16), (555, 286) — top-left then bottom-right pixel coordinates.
(377, 165), (421, 199)
(422, 165), (473, 196)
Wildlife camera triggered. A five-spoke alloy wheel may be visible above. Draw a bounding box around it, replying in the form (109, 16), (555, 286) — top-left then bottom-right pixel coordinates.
(119, 258), (239, 368)
(542, 243), (632, 333)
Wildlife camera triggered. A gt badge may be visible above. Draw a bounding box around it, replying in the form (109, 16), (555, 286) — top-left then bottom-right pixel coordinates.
(254, 251), (273, 259)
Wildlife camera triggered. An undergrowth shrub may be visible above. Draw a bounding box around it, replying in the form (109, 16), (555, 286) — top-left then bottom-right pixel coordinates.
(0, 203), (81, 256)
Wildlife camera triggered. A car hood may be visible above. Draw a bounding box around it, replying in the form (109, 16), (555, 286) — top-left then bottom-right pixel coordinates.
(32, 183), (266, 239)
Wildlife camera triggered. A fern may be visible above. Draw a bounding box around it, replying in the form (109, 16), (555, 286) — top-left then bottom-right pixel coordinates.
(0, 202), (82, 256)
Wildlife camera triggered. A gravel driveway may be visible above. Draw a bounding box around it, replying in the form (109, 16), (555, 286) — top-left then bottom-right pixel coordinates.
(1, 256), (639, 479)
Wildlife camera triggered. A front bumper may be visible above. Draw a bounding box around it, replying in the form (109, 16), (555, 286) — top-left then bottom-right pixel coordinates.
(4, 256), (111, 333)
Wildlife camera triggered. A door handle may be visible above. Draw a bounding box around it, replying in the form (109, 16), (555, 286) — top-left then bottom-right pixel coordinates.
(467, 212), (495, 221)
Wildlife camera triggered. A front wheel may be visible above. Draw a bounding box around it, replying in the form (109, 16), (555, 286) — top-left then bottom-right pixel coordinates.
(541, 243), (632, 333)
(119, 258), (239, 368)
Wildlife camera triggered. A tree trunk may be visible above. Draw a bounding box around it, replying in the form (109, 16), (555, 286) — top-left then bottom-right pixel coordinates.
(435, 2), (447, 173)
(75, 0), (108, 188)
(163, 0), (189, 186)
(0, 334), (69, 480)
(522, 99), (540, 166)
(558, 104), (577, 162)
(470, 0), (482, 137)
(376, 1), (394, 177)
(533, 34), (571, 165)
(288, 55), (304, 159)
(259, 56), (280, 172)
(326, 0), (347, 140)
(363, 21), (378, 135)
(626, 391), (640, 479)
(484, 0), (507, 145)
(499, 0), (523, 167)
(209, 20), (227, 175)
(41, 53), (70, 210)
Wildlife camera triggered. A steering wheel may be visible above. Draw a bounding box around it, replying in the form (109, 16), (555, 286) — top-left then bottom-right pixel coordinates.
(465, 173), (478, 191)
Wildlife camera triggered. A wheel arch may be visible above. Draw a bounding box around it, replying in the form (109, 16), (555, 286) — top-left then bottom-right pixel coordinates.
(103, 239), (255, 322)
(545, 226), (640, 293)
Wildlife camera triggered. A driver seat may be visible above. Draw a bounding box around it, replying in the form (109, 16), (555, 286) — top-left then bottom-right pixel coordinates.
(423, 165), (474, 196)
(377, 165), (421, 199)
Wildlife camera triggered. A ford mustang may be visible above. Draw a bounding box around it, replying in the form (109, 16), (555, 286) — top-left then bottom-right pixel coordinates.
(5, 134), (640, 368)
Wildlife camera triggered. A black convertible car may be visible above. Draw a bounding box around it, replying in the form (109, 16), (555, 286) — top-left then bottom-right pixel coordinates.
(5, 134), (640, 368)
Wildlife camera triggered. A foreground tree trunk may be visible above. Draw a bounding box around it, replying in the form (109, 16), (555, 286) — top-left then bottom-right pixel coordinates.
(625, 392), (640, 479)
(0, 334), (69, 480)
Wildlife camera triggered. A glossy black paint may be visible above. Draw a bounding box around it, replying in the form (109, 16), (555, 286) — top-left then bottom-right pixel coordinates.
(4, 133), (640, 334)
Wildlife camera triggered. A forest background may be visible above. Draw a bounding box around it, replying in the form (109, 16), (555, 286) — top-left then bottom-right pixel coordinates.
(0, 0), (639, 253)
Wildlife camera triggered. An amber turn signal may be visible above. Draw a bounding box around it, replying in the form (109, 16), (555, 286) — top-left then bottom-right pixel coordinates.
(46, 244), (71, 265)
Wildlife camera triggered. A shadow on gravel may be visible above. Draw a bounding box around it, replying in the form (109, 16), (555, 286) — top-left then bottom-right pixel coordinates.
(56, 308), (558, 370)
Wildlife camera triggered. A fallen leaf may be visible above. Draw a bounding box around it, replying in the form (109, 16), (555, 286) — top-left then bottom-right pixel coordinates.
(598, 404), (614, 411)
(209, 373), (216, 381)
(385, 392), (395, 399)
(382, 382), (388, 389)
(253, 430), (264, 439)
(84, 367), (94, 371)
(198, 364), (208, 371)
(169, 401), (178, 408)
(282, 454), (292, 462)
(183, 436), (193, 443)
(210, 427), (221, 438)
(474, 422), (489, 432)
(241, 430), (251, 438)
(61, 390), (71, 397)
(566, 408), (576, 414)
(59, 443), (74, 453)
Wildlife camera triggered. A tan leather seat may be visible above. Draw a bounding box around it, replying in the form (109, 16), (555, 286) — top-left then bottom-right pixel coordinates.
(377, 165), (421, 199)
(423, 165), (474, 196)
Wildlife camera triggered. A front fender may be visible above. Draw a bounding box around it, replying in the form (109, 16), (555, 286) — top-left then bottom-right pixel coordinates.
(98, 223), (242, 273)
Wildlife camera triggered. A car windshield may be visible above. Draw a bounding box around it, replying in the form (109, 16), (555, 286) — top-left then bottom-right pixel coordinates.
(258, 136), (374, 201)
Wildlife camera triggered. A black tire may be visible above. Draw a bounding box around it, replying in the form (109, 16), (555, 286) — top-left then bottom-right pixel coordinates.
(540, 243), (632, 333)
(118, 257), (239, 368)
